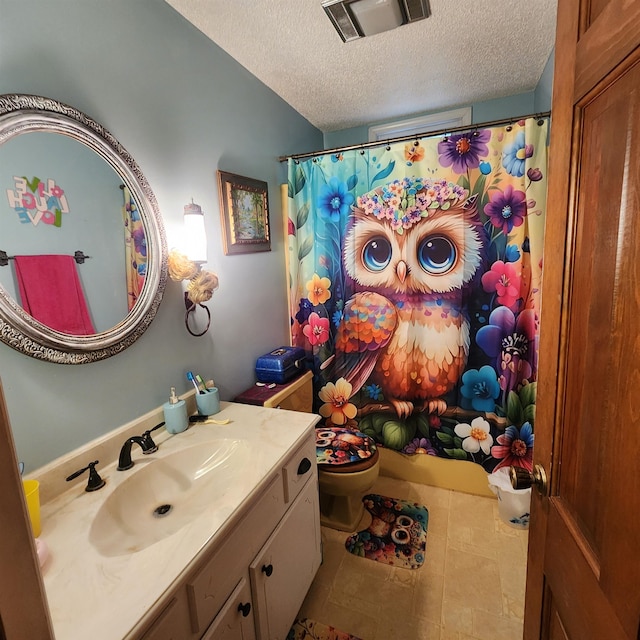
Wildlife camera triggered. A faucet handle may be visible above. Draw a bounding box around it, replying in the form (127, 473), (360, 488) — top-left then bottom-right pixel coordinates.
(66, 460), (106, 492)
(141, 421), (164, 450)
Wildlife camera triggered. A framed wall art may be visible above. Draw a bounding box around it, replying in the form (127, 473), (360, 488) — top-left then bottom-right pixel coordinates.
(217, 171), (270, 255)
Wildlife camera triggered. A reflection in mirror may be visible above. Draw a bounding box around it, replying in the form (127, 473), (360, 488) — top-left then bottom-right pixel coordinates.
(0, 94), (167, 363)
(0, 132), (136, 332)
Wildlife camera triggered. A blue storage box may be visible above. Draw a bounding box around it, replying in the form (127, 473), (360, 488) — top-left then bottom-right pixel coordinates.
(255, 346), (306, 384)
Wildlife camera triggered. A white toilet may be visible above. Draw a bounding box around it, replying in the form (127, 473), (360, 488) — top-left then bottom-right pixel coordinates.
(317, 446), (380, 531)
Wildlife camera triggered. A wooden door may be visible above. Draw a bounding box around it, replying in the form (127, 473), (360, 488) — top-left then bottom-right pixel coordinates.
(524, 1), (640, 639)
(0, 380), (54, 639)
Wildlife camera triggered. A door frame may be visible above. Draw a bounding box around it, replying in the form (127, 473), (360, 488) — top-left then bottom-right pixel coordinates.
(0, 379), (55, 639)
(522, 0), (578, 637)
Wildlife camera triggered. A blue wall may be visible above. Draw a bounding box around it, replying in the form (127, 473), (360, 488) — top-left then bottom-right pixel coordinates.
(322, 48), (555, 151)
(0, 0), (323, 470)
(535, 49), (555, 113)
(322, 92), (535, 149)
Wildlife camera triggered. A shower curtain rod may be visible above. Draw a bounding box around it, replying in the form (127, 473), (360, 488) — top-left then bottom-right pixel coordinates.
(278, 111), (551, 162)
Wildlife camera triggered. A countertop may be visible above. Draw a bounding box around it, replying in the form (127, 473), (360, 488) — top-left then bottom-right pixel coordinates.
(33, 400), (318, 640)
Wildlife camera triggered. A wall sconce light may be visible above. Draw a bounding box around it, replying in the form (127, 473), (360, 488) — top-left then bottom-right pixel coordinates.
(167, 201), (219, 337)
(322, 0), (430, 42)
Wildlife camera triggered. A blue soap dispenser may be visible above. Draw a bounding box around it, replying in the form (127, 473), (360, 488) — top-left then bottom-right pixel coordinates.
(163, 387), (188, 434)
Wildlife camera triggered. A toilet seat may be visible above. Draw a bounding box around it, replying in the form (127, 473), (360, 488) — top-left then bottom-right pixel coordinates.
(318, 447), (379, 473)
(315, 426), (377, 467)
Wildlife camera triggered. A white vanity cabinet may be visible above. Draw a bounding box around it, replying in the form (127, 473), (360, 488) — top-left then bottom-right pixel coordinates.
(250, 478), (321, 640)
(137, 431), (320, 640)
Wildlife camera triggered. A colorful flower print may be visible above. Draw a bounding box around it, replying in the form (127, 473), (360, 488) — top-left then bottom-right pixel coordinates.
(484, 185), (528, 234)
(502, 131), (534, 177)
(405, 142), (425, 163)
(437, 129), (491, 174)
(355, 177), (468, 234)
(317, 177), (355, 222)
(302, 312), (330, 346)
(476, 306), (536, 360)
(481, 261), (522, 310)
(402, 437), (437, 455)
(365, 383), (383, 401)
(459, 366), (501, 412)
(527, 167), (543, 182)
(132, 227), (147, 257)
(476, 306), (537, 392)
(295, 297), (313, 324)
(491, 422), (534, 471)
(306, 273), (331, 305)
(504, 244), (521, 262)
(454, 417), (494, 454)
(318, 378), (358, 426)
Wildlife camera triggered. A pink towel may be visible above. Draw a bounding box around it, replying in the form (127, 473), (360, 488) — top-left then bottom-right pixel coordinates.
(14, 255), (96, 335)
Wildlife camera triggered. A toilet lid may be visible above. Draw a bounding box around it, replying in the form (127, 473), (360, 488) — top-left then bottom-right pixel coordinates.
(315, 427), (377, 467)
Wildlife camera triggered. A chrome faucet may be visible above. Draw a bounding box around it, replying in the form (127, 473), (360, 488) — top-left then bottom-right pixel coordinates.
(117, 435), (158, 471)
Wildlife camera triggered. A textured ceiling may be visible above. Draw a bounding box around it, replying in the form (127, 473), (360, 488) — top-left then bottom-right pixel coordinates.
(164, 0), (558, 132)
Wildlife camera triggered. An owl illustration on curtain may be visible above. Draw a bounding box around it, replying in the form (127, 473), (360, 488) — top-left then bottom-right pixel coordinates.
(328, 178), (486, 418)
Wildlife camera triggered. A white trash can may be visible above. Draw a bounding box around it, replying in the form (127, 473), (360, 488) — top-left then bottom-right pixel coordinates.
(488, 468), (531, 529)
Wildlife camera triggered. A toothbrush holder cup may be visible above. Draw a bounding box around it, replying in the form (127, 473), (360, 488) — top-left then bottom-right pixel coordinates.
(196, 387), (220, 416)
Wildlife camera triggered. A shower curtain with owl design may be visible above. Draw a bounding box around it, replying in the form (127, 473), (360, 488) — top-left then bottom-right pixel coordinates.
(121, 185), (147, 311)
(287, 118), (548, 474)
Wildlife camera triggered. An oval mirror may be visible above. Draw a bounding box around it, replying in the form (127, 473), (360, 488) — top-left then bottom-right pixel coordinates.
(0, 94), (167, 363)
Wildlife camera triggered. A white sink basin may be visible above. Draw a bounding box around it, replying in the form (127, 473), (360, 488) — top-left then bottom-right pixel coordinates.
(89, 439), (251, 557)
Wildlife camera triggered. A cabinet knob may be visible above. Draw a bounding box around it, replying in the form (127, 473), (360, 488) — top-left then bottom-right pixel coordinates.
(261, 563), (273, 577)
(297, 457), (311, 475)
(237, 602), (251, 617)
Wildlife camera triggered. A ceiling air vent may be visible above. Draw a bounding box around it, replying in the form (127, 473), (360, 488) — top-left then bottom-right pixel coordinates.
(323, 2), (361, 42)
(322, 0), (431, 42)
(403, 0), (430, 22)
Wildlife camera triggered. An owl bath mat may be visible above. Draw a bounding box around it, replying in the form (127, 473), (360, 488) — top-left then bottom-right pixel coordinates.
(345, 494), (429, 569)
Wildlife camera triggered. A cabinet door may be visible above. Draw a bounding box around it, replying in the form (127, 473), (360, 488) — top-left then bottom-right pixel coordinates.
(201, 577), (256, 640)
(249, 478), (321, 640)
(140, 596), (191, 640)
(187, 473), (284, 634)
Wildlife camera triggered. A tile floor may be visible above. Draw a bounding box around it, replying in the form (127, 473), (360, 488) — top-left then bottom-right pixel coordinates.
(297, 474), (529, 640)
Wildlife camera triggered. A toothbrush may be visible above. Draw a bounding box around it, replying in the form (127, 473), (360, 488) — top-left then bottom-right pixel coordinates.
(195, 374), (208, 393)
(186, 371), (202, 394)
